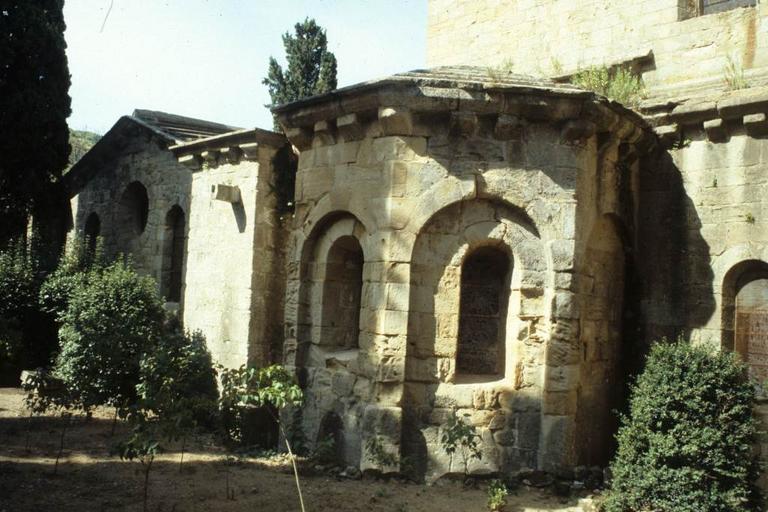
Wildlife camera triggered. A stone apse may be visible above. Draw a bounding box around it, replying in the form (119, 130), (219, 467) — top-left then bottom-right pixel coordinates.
(275, 67), (653, 480)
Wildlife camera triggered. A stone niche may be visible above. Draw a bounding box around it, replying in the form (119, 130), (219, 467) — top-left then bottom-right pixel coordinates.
(275, 66), (653, 480)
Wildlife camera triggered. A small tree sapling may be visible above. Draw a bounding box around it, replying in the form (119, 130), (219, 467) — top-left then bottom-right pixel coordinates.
(441, 413), (483, 479)
(219, 364), (305, 511)
(114, 414), (161, 512)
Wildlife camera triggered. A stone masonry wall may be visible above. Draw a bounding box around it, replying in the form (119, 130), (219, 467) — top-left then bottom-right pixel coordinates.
(427, 0), (768, 97)
(75, 124), (289, 373)
(639, 90), (768, 350)
(181, 142), (287, 370)
(72, 131), (192, 291)
(640, 90), (768, 485)
(277, 75), (650, 478)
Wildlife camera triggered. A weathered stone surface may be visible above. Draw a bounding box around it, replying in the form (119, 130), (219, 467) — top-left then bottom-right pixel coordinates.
(670, 102), (718, 125)
(494, 114), (525, 140)
(718, 90), (768, 120)
(425, 0), (762, 102)
(560, 120), (596, 143)
(378, 107), (413, 136)
(336, 113), (365, 142)
(704, 118), (728, 143)
(744, 113), (768, 137)
(213, 183), (241, 203)
(74, 62), (661, 485)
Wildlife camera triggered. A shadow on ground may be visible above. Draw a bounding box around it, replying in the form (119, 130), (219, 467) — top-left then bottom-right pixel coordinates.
(0, 388), (591, 512)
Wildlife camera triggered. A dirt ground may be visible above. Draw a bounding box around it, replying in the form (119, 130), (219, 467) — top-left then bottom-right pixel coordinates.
(0, 388), (595, 512)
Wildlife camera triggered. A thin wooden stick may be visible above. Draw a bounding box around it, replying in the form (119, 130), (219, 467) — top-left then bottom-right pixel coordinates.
(179, 435), (186, 473)
(143, 456), (153, 512)
(281, 429), (306, 512)
(24, 410), (33, 451)
(268, 409), (306, 512)
(53, 413), (70, 475)
(110, 407), (118, 437)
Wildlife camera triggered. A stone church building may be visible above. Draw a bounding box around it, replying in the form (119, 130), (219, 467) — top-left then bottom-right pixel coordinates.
(65, 0), (768, 483)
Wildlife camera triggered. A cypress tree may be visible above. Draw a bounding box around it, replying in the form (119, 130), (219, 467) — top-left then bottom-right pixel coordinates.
(0, 1), (72, 244)
(263, 18), (337, 128)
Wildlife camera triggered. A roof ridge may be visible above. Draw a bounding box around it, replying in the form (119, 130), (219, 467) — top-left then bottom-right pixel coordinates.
(132, 109), (243, 142)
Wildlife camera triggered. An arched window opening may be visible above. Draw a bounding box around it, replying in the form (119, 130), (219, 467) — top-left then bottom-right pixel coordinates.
(162, 205), (186, 302)
(457, 246), (511, 377)
(118, 181), (149, 235)
(321, 236), (364, 350)
(83, 212), (100, 255)
(317, 412), (345, 465)
(734, 268), (768, 387)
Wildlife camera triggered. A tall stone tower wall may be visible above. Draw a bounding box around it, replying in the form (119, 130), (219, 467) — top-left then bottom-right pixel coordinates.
(427, 0), (768, 97)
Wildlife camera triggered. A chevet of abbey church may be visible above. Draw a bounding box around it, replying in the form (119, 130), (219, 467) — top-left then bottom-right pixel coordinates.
(63, 0), (768, 485)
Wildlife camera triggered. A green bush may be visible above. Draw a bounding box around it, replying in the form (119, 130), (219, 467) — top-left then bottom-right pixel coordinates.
(39, 236), (104, 322)
(440, 413), (482, 476)
(219, 364), (303, 444)
(218, 363), (305, 511)
(0, 239), (40, 366)
(138, 328), (218, 428)
(571, 65), (645, 107)
(487, 479), (509, 512)
(54, 259), (165, 412)
(604, 340), (759, 512)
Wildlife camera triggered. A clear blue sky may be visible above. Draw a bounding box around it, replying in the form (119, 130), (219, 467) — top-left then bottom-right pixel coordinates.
(63, 1), (427, 134)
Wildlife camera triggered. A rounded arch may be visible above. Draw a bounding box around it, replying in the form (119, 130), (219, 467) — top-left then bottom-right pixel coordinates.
(317, 411), (345, 464)
(573, 213), (629, 467)
(456, 244), (512, 377)
(404, 175), (555, 240)
(83, 212), (100, 254)
(297, 211), (371, 269)
(408, 197), (541, 264)
(161, 205), (186, 303)
(118, 181), (149, 236)
(288, 211), (369, 468)
(320, 235), (364, 349)
(721, 259), (768, 355)
(292, 212), (369, 366)
(401, 197), (546, 477)
(405, 178), (477, 235)
(298, 195), (376, 242)
(404, 197), (546, 385)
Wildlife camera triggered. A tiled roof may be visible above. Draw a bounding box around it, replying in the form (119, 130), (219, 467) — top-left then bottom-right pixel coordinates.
(132, 109), (241, 142)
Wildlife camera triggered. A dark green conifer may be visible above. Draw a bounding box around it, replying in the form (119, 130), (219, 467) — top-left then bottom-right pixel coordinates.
(0, 0), (71, 244)
(263, 18), (337, 129)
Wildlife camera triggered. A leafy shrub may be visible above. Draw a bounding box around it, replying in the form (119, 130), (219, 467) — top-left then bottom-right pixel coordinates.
(311, 434), (338, 465)
(571, 66), (646, 107)
(604, 340), (759, 512)
(286, 407), (309, 456)
(39, 236), (104, 322)
(487, 479), (509, 512)
(0, 239), (40, 365)
(219, 364), (303, 445)
(138, 328), (218, 429)
(54, 259), (165, 412)
(22, 369), (73, 415)
(441, 413), (482, 476)
(218, 364), (306, 512)
(113, 414), (161, 512)
(365, 435), (399, 469)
